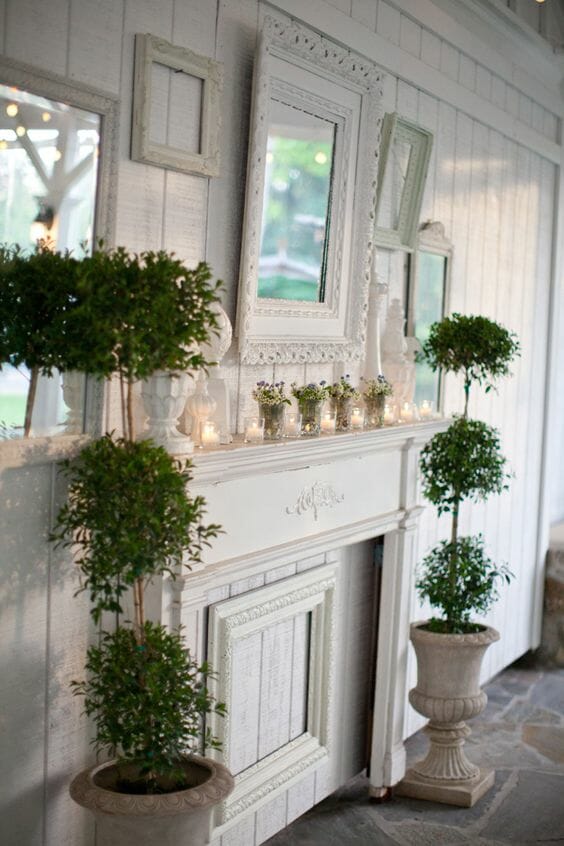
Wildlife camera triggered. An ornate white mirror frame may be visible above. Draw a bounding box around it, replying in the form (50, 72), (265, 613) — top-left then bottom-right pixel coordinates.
(235, 13), (384, 365)
(131, 34), (223, 177)
(0, 57), (119, 458)
(374, 113), (433, 252)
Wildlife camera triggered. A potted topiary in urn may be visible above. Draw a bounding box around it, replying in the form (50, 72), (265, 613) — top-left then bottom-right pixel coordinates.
(397, 313), (519, 808)
(50, 245), (234, 846)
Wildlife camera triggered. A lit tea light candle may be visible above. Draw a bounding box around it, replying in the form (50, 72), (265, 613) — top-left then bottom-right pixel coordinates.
(400, 402), (417, 423)
(320, 411), (336, 433)
(419, 400), (433, 419)
(284, 411), (301, 437)
(201, 420), (220, 447)
(383, 404), (395, 425)
(244, 416), (264, 443)
(351, 407), (364, 429)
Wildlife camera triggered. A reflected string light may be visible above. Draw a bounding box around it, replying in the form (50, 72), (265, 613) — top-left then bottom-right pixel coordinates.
(41, 111), (52, 122)
(15, 125), (26, 137)
(53, 148), (62, 162)
(6, 103), (18, 117)
(314, 151), (327, 165)
(0, 140), (7, 150)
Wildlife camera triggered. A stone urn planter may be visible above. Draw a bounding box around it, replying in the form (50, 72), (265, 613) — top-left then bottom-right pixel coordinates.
(70, 754), (234, 846)
(397, 622), (499, 807)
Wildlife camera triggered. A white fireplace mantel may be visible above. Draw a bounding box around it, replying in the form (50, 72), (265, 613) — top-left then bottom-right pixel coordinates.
(162, 420), (449, 838)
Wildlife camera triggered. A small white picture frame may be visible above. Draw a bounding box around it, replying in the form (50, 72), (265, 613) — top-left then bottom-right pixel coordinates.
(131, 33), (223, 177)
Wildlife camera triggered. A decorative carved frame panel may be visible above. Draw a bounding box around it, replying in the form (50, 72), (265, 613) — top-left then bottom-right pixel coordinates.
(131, 34), (223, 177)
(0, 57), (119, 445)
(207, 563), (337, 828)
(374, 113), (433, 251)
(236, 14), (384, 364)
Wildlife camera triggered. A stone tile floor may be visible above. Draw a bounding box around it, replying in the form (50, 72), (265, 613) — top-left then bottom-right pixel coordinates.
(265, 656), (564, 845)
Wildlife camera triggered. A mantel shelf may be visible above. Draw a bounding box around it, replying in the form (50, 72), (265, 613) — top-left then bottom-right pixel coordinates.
(191, 418), (450, 484)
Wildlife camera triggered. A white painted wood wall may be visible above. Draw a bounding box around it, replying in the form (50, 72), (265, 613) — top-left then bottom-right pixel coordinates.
(1, 1), (563, 845)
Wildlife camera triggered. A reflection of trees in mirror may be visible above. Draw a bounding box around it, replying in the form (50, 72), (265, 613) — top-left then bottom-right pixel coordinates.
(412, 251), (447, 405)
(258, 133), (334, 302)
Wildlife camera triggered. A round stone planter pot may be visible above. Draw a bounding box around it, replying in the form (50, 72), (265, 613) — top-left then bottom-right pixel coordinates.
(70, 755), (234, 846)
(396, 621), (500, 808)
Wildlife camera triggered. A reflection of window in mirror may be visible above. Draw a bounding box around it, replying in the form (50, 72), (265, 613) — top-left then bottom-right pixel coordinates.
(258, 100), (335, 303)
(406, 222), (452, 409)
(0, 81), (101, 440)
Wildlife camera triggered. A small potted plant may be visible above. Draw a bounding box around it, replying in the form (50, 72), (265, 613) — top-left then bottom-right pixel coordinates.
(327, 375), (360, 431)
(252, 380), (291, 440)
(398, 313), (519, 808)
(291, 380), (330, 436)
(361, 375), (393, 428)
(49, 245), (234, 845)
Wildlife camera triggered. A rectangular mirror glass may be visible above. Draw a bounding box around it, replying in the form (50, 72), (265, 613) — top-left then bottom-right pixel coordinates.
(407, 221), (452, 409)
(258, 102), (335, 303)
(0, 61), (117, 442)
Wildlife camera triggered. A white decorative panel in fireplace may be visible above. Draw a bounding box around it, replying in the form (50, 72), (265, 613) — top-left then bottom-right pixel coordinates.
(207, 563), (337, 828)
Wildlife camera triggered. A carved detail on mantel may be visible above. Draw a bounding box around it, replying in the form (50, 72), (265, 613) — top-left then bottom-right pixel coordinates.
(286, 481), (345, 521)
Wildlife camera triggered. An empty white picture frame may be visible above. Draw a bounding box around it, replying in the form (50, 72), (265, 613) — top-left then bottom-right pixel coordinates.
(131, 33), (223, 177)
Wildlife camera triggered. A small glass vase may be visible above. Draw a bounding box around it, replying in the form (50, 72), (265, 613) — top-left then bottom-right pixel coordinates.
(330, 396), (353, 431)
(260, 402), (286, 440)
(298, 399), (322, 436)
(364, 395), (386, 428)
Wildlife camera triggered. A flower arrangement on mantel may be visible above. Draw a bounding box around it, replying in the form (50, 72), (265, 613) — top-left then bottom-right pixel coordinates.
(291, 381), (330, 403)
(252, 381), (291, 406)
(326, 375), (361, 402)
(361, 375), (393, 400)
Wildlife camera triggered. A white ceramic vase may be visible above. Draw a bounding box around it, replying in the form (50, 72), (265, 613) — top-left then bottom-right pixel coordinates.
(140, 370), (194, 455)
(397, 621), (499, 807)
(70, 755), (234, 846)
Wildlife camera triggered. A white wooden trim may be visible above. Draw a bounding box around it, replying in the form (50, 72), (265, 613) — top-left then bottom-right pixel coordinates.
(208, 563), (337, 830)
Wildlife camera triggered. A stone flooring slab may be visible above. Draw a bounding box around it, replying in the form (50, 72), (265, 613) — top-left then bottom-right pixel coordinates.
(481, 770), (564, 842)
(265, 661), (564, 846)
(522, 725), (564, 764)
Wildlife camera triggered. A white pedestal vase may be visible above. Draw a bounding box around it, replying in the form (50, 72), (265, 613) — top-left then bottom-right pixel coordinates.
(397, 622), (499, 807)
(70, 755), (234, 846)
(62, 370), (86, 434)
(140, 370), (194, 455)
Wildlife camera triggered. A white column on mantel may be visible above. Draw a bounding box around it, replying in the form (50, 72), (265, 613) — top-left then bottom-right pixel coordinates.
(364, 267), (388, 379)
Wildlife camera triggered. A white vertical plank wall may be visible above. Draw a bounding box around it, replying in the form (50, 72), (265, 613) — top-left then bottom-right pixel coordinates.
(0, 0), (562, 844)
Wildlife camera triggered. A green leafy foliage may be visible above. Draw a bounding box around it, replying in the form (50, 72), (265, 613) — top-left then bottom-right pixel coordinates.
(0, 241), (81, 373)
(51, 434), (221, 622)
(419, 416), (509, 514)
(416, 536), (513, 633)
(420, 313), (520, 392)
(68, 245), (222, 381)
(72, 622), (226, 792)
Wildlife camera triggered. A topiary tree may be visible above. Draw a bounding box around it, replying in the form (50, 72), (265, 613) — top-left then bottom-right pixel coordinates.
(416, 314), (519, 633)
(50, 246), (227, 794)
(421, 313), (519, 417)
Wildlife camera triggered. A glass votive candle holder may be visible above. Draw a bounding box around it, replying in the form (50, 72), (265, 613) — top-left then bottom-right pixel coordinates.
(383, 403), (396, 425)
(284, 411), (302, 437)
(244, 416), (264, 443)
(200, 420), (220, 448)
(399, 402), (419, 423)
(320, 410), (337, 434)
(419, 399), (434, 419)
(350, 406), (365, 430)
